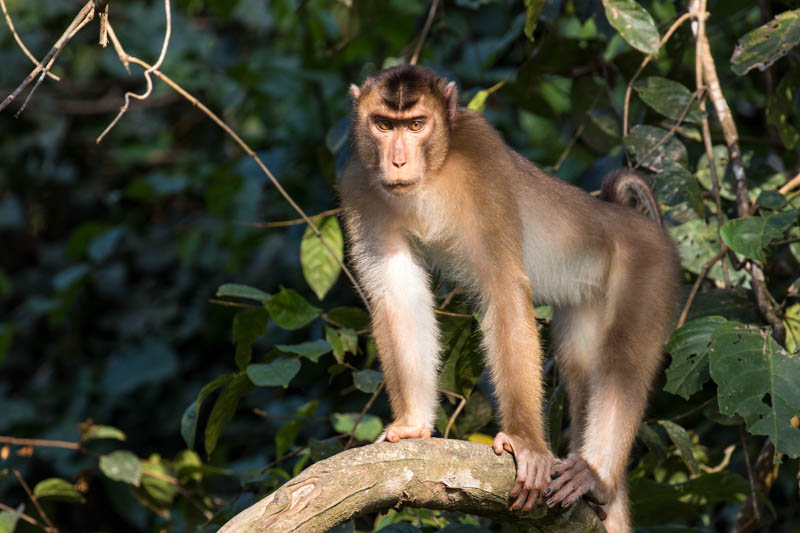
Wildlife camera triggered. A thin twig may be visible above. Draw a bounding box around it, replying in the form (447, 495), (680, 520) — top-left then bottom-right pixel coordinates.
(0, 1), (94, 114)
(677, 248), (726, 328)
(433, 309), (473, 319)
(345, 381), (385, 449)
(550, 89), (603, 172)
(440, 390), (467, 439)
(97, 0), (172, 142)
(235, 208), (342, 229)
(670, 397), (715, 421)
(622, 11), (694, 137)
(409, 0), (441, 65)
(0, 0), (60, 80)
(13, 469), (56, 531)
(699, 444), (735, 473)
(207, 298), (261, 309)
(738, 428), (760, 524)
(103, 26), (372, 313)
(0, 436), (81, 450)
(778, 171), (800, 195)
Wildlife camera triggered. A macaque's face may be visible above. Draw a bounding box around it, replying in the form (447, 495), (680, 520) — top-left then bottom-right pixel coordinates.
(350, 68), (454, 197)
(365, 103), (438, 196)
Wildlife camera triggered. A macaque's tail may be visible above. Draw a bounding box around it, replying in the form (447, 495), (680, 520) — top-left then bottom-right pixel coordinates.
(599, 169), (661, 226)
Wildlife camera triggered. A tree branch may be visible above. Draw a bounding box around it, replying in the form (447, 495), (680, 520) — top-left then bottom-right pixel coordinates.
(218, 439), (605, 533)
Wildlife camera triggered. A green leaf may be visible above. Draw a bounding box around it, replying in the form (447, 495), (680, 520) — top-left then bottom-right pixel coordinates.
(708, 321), (800, 458)
(657, 420), (700, 475)
(331, 413), (383, 442)
(99, 451), (142, 486)
(33, 478), (86, 503)
(633, 77), (704, 124)
(276, 339), (331, 362)
(247, 357), (301, 388)
(204, 374), (254, 456)
(695, 145), (735, 201)
(232, 308), (269, 369)
(326, 306), (370, 330)
(602, 0), (660, 55)
(624, 125), (688, 171)
(300, 216), (344, 301)
(468, 80), (508, 113)
(324, 326), (358, 363)
(669, 219), (748, 287)
(653, 160), (703, 215)
(523, 0), (545, 41)
(766, 67), (800, 149)
(353, 369), (383, 393)
(266, 288), (321, 330)
(756, 190), (788, 210)
(0, 506), (21, 533)
(720, 210), (798, 262)
(81, 424), (127, 443)
(664, 316), (726, 400)
(438, 315), (483, 398)
(181, 373), (235, 449)
(216, 283), (271, 303)
(141, 458), (178, 505)
(731, 9), (800, 76)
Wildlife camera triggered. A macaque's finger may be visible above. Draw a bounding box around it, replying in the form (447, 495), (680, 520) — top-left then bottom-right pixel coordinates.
(384, 424), (431, 442)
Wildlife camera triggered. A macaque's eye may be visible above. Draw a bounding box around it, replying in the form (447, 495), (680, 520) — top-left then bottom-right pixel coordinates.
(376, 119), (392, 131)
(409, 120), (425, 132)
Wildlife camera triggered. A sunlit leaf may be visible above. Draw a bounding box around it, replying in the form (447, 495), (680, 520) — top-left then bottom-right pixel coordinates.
(602, 0), (660, 55)
(300, 216), (343, 301)
(731, 9), (800, 76)
(81, 424), (127, 443)
(33, 478), (86, 503)
(624, 125), (688, 170)
(324, 326), (358, 363)
(99, 451), (141, 486)
(331, 413), (383, 442)
(523, 0), (546, 41)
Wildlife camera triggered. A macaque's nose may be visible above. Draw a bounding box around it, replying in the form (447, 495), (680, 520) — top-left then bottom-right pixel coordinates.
(392, 159), (406, 168)
(392, 137), (406, 168)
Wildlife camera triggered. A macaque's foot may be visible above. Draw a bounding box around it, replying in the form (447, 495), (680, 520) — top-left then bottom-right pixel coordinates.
(492, 431), (553, 512)
(376, 424), (431, 443)
(545, 455), (611, 510)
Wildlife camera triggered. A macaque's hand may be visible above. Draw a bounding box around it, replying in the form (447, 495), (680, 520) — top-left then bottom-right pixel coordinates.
(376, 424), (432, 443)
(492, 431), (553, 512)
(545, 455), (611, 510)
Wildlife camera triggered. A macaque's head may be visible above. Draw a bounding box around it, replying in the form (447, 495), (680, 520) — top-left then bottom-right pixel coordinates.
(350, 65), (458, 196)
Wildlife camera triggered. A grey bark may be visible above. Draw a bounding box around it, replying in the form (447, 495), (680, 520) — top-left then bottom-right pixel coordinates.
(219, 438), (606, 533)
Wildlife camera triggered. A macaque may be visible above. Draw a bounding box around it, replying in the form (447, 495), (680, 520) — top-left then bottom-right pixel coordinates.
(340, 65), (679, 533)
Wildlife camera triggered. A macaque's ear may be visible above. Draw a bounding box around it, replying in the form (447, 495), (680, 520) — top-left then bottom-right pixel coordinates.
(443, 81), (458, 121)
(349, 84), (362, 101)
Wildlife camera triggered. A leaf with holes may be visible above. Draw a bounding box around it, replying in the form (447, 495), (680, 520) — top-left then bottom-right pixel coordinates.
(665, 316), (726, 400)
(708, 321), (800, 458)
(624, 125), (688, 171)
(720, 209), (798, 262)
(602, 0), (660, 55)
(633, 77), (705, 124)
(300, 216), (343, 301)
(731, 9), (800, 76)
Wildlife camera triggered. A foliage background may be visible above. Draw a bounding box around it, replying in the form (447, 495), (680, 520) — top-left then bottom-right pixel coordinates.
(0, 0), (799, 531)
